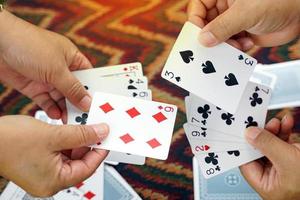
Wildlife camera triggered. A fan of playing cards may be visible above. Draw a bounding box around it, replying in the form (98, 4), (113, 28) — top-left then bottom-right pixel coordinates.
(67, 62), (177, 163)
(161, 22), (274, 178)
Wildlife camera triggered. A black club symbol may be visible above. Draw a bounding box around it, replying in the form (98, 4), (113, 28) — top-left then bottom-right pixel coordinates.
(250, 92), (263, 107)
(215, 165), (221, 171)
(245, 116), (258, 128)
(201, 127), (207, 137)
(205, 153), (219, 165)
(227, 150), (240, 157)
(75, 113), (88, 125)
(198, 104), (211, 119)
(221, 113), (235, 125)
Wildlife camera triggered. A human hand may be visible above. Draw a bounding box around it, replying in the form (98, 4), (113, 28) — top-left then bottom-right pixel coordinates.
(0, 115), (109, 197)
(240, 114), (300, 200)
(188, 0), (300, 50)
(0, 10), (92, 120)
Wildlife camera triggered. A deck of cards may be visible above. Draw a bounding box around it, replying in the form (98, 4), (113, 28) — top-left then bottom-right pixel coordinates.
(162, 22), (275, 178)
(67, 62), (177, 163)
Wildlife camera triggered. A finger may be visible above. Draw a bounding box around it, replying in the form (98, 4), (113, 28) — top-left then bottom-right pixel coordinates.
(216, 0), (228, 14)
(201, 0), (217, 9)
(51, 123), (109, 151)
(244, 127), (295, 168)
(69, 51), (93, 71)
(199, 1), (254, 46)
(240, 161), (264, 190)
(187, 0), (207, 28)
(31, 93), (62, 119)
(71, 147), (90, 160)
(265, 118), (281, 135)
(60, 149), (108, 188)
(206, 7), (218, 22)
(53, 69), (92, 112)
(226, 39), (242, 50)
(236, 37), (255, 51)
(280, 114), (294, 141)
(281, 114), (294, 135)
(250, 23), (300, 47)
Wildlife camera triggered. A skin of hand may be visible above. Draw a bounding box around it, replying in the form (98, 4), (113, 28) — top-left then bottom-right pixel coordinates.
(188, 0), (300, 50)
(0, 115), (109, 197)
(0, 10), (93, 121)
(240, 114), (300, 200)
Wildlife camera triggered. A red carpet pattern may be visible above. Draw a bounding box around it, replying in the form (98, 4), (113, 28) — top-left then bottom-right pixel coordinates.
(0, 1), (299, 199)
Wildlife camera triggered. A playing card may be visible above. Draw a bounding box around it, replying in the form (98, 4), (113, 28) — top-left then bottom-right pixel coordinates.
(192, 157), (261, 200)
(258, 60), (300, 109)
(67, 89), (152, 125)
(188, 137), (253, 154)
(74, 76), (149, 96)
(252, 69), (277, 90)
(196, 149), (262, 179)
(105, 151), (145, 165)
(0, 182), (83, 200)
(75, 164), (104, 200)
(72, 62), (143, 79)
(87, 92), (177, 160)
(187, 81), (272, 138)
(54, 188), (84, 200)
(162, 22), (257, 113)
(104, 165), (142, 200)
(183, 123), (245, 143)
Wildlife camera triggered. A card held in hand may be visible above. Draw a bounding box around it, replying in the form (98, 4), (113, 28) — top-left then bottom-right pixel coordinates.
(162, 22), (257, 113)
(87, 92), (177, 160)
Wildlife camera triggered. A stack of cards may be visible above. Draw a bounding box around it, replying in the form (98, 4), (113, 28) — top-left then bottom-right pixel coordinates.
(162, 22), (275, 178)
(67, 62), (177, 163)
(192, 157), (261, 200)
(0, 163), (142, 200)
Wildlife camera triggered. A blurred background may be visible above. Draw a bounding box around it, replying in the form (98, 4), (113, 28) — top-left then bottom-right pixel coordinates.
(0, 0), (299, 199)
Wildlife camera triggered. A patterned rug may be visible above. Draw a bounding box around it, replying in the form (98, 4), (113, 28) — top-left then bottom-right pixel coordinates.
(0, 0), (300, 199)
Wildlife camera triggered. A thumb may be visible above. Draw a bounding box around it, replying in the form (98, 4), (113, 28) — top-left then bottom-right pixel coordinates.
(198, 2), (254, 46)
(54, 69), (92, 112)
(52, 123), (109, 151)
(245, 127), (294, 167)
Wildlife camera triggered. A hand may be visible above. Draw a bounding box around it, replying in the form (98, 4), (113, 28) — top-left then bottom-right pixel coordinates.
(0, 115), (109, 197)
(0, 10), (92, 120)
(188, 0), (300, 50)
(240, 114), (300, 200)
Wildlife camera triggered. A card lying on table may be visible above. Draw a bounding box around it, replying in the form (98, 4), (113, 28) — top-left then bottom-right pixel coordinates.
(162, 22), (257, 113)
(193, 157), (261, 200)
(87, 92), (177, 160)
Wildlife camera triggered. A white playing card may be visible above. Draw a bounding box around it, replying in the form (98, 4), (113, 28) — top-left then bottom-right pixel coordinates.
(183, 123), (245, 143)
(162, 22), (257, 113)
(74, 76), (149, 96)
(188, 137), (253, 154)
(54, 188), (84, 200)
(105, 151), (145, 165)
(75, 163), (104, 200)
(72, 62), (143, 79)
(195, 149), (262, 179)
(187, 81), (272, 138)
(67, 89), (152, 125)
(87, 92), (177, 160)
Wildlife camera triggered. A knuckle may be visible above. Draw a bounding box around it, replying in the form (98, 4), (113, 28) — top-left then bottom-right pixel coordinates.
(76, 125), (90, 145)
(255, 131), (274, 145)
(67, 80), (84, 99)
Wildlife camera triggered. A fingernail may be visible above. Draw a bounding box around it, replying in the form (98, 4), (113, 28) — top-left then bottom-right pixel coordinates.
(282, 114), (288, 123)
(91, 124), (109, 140)
(79, 95), (92, 111)
(242, 39), (254, 51)
(245, 127), (262, 141)
(198, 31), (218, 46)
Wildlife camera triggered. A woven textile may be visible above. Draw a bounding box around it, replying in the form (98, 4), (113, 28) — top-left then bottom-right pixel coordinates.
(0, 1), (299, 199)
